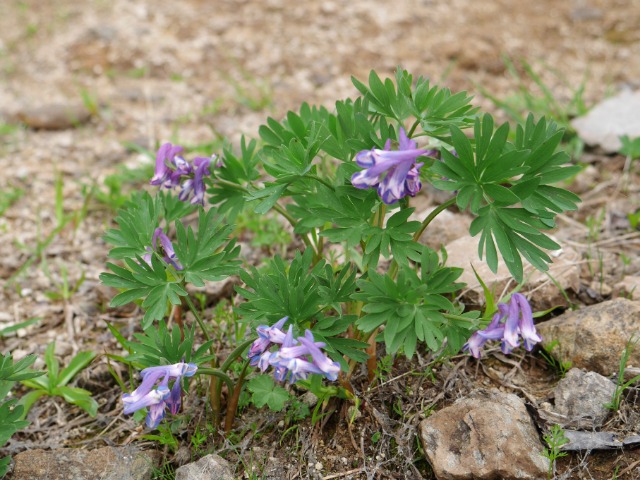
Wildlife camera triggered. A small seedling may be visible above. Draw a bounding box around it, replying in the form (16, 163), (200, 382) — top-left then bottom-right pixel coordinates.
(0, 186), (23, 216)
(0, 317), (40, 337)
(141, 422), (179, 453)
(0, 353), (44, 477)
(542, 424), (569, 479)
(19, 342), (98, 418)
(605, 336), (640, 411)
(539, 340), (572, 378)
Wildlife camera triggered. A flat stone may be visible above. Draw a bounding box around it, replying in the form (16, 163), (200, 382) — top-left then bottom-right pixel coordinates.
(571, 89), (640, 153)
(537, 299), (640, 376)
(11, 103), (92, 130)
(561, 431), (622, 451)
(552, 368), (615, 428)
(614, 276), (640, 301)
(419, 389), (548, 480)
(175, 454), (235, 480)
(444, 235), (580, 310)
(12, 446), (161, 480)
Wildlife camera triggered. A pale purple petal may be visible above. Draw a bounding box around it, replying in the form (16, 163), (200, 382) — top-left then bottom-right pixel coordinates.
(513, 293), (542, 350)
(166, 378), (182, 415)
(351, 128), (428, 203)
(351, 169), (381, 189)
(146, 398), (167, 428)
(297, 331), (341, 381)
(122, 386), (169, 414)
(190, 157), (211, 206)
(151, 143), (184, 186)
(502, 296), (521, 351)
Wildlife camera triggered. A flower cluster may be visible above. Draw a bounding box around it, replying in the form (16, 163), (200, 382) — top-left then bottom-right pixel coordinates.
(142, 227), (182, 270)
(122, 362), (197, 428)
(150, 142), (214, 205)
(463, 293), (542, 358)
(351, 128), (434, 204)
(248, 317), (341, 383)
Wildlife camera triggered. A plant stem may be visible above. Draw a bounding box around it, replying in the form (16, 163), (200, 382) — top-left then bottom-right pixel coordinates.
(407, 119), (421, 137)
(307, 174), (335, 191)
(182, 294), (220, 424)
(213, 337), (256, 431)
(272, 202), (315, 252)
(219, 338), (255, 373)
(197, 368), (234, 391)
(182, 295), (211, 344)
(224, 359), (250, 434)
(413, 197), (457, 243)
(173, 304), (185, 342)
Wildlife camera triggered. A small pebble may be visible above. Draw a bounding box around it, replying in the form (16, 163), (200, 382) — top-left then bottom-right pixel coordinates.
(315, 462), (323, 471)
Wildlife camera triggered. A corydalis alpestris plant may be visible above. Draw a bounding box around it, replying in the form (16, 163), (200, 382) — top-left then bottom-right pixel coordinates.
(101, 68), (579, 431)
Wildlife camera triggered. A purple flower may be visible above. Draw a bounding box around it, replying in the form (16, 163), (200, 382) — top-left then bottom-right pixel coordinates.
(247, 319), (340, 383)
(150, 143), (217, 206)
(351, 128), (435, 204)
(143, 228), (183, 270)
(151, 143), (184, 186)
(463, 293), (542, 358)
(248, 316), (288, 366)
(189, 157), (212, 206)
(122, 362), (197, 428)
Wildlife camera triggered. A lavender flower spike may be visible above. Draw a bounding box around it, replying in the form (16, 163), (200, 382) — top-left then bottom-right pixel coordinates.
(462, 303), (508, 358)
(150, 143), (216, 205)
(248, 317), (288, 366)
(512, 293), (542, 350)
(151, 143), (184, 186)
(190, 157), (212, 206)
(151, 228), (183, 270)
(351, 128), (433, 204)
(462, 294), (542, 358)
(122, 362), (197, 428)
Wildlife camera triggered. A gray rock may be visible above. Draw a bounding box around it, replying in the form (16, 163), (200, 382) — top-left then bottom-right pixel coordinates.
(11, 103), (92, 130)
(175, 454), (235, 480)
(571, 89), (640, 153)
(561, 430), (622, 451)
(419, 389), (548, 480)
(552, 368), (615, 428)
(614, 276), (640, 301)
(12, 446), (160, 480)
(537, 299), (640, 376)
(444, 235), (580, 310)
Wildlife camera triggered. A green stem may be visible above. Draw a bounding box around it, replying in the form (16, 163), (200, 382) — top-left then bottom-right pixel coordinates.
(307, 175), (335, 191)
(224, 359), (251, 434)
(407, 119), (421, 138)
(197, 368), (234, 391)
(442, 312), (477, 323)
(272, 203), (315, 252)
(219, 338), (256, 373)
(215, 337), (256, 428)
(214, 177), (315, 253)
(215, 178), (249, 193)
(413, 197), (457, 243)
(377, 204), (386, 228)
(182, 295), (212, 345)
(183, 294), (221, 425)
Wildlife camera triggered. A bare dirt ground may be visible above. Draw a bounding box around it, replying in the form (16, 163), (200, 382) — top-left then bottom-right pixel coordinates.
(1, 0), (640, 478)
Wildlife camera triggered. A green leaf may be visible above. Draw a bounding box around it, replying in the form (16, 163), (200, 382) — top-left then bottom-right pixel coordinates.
(247, 376), (290, 412)
(54, 386), (98, 417)
(45, 342), (59, 388)
(352, 249), (465, 357)
(57, 351), (96, 387)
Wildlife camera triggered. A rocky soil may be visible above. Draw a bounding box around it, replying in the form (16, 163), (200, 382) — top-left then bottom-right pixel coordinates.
(1, 0), (640, 479)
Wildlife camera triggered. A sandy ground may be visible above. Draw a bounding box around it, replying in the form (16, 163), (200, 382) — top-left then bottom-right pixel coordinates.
(1, 0), (640, 478)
